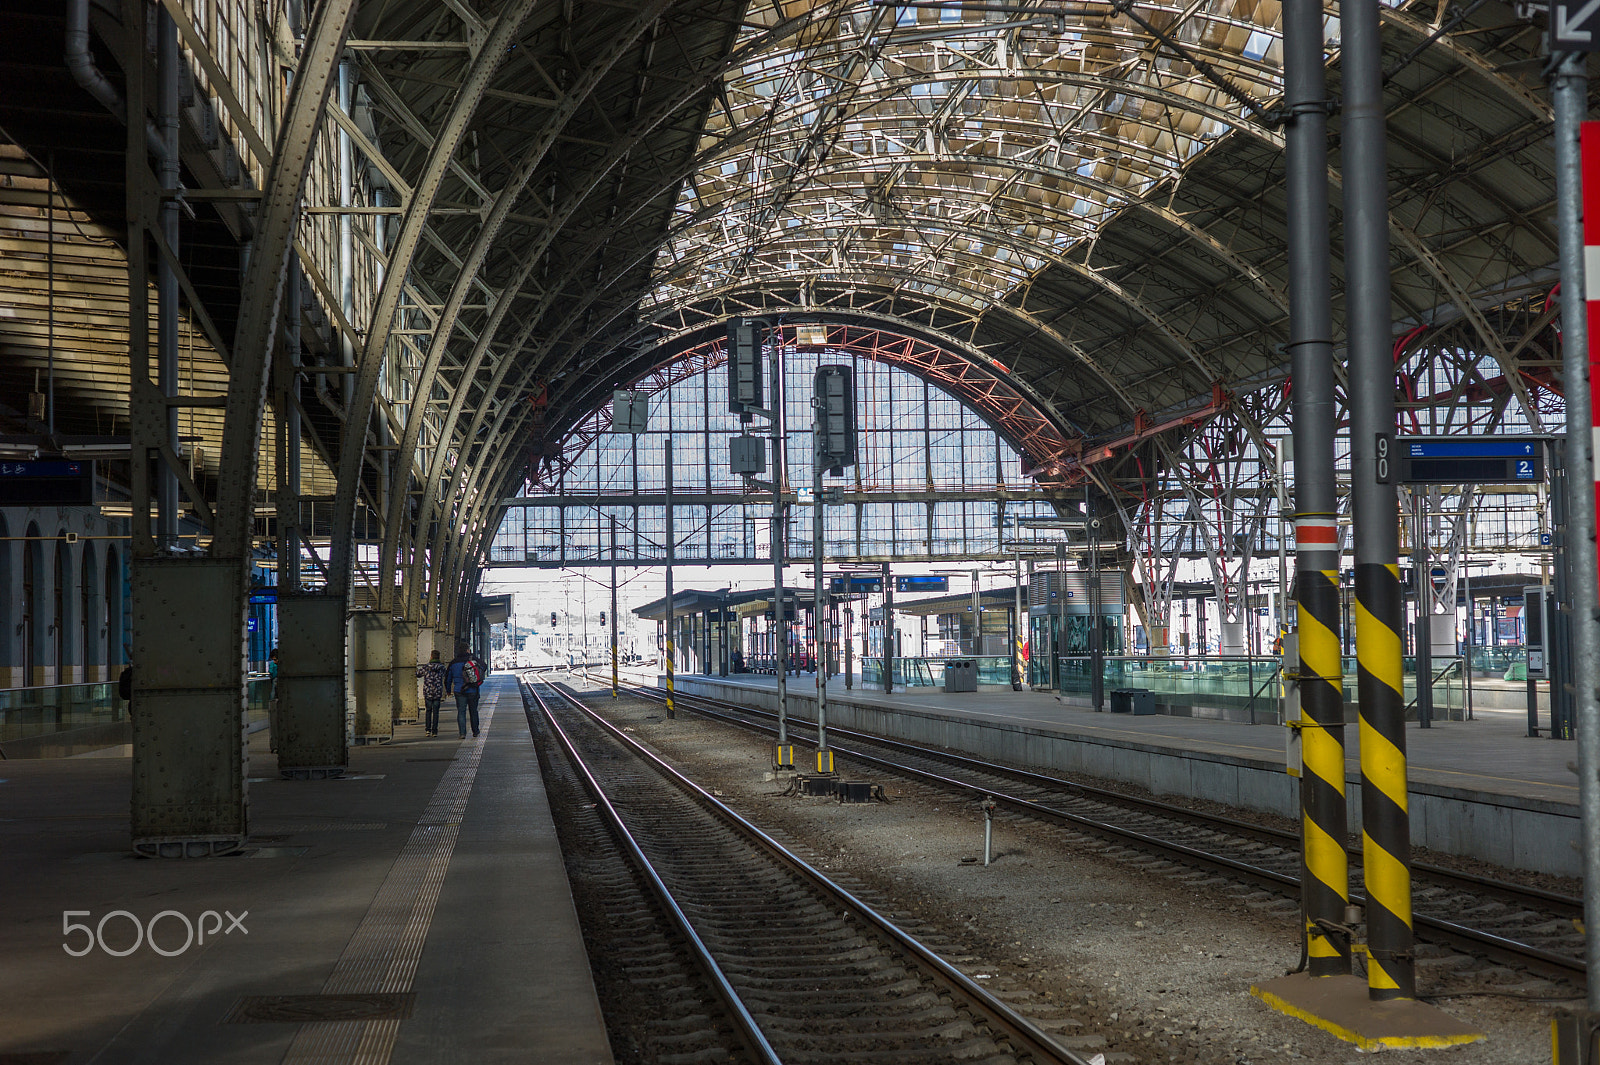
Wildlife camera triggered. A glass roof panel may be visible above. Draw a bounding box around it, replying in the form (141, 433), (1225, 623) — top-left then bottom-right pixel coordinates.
(645, 0), (1286, 314)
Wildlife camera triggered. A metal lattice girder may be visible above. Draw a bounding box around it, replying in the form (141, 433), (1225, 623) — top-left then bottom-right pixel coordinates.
(327, 0), (539, 599)
(397, 3), (834, 619)
(377, 0), (680, 611)
(212, 0), (359, 556)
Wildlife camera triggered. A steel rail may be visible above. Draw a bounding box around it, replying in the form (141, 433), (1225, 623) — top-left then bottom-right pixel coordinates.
(522, 679), (782, 1065)
(639, 684), (1582, 915)
(528, 677), (1096, 1065)
(618, 682), (1586, 980)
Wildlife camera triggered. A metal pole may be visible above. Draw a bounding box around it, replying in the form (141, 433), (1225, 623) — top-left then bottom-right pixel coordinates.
(971, 568), (981, 655)
(1014, 541), (1025, 691)
(282, 258), (303, 596)
(156, 8), (180, 547)
(1552, 50), (1600, 1008)
(1053, 545), (1065, 691)
(983, 797), (995, 866)
(664, 437), (675, 719)
(1345, 0), (1413, 996)
(814, 448), (830, 770)
(1089, 506), (1104, 712)
(772, 336), (789, 751)
(1284, 0), (1350, 977)
(610, 517), (619, 698)
(1462, 565), (1473, 722)
(1412, 492), (1433, 728)
(883, 561), (895, 693)
(845, 607), (853, 689)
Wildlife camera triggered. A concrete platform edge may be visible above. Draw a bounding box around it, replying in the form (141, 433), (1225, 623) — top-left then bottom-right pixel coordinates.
(671, 675), (1582, 877)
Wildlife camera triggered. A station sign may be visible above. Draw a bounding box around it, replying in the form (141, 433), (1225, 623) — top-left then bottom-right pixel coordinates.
(1379, 434), (1544, 485)
(894, 575), (948, 593)
(0, 460), (94, 505)
(1553, 0), (1600, 50)
(829, 575), (882, 593)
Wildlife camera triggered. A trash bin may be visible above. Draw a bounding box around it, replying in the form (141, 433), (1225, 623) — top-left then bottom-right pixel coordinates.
(1111, 688), (1156, 714)
(943, 660), (978, 693)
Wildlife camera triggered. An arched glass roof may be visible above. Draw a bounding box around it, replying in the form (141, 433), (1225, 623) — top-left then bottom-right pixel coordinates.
(646, 0), (1286, 315)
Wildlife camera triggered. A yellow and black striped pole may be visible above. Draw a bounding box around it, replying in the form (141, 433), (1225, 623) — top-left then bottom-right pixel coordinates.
(1355, 561), (1412, 998)
(1294, 520), (1351, 977)
(1282, 0), (1348, 976)
(1344, 0), (1413, 1000)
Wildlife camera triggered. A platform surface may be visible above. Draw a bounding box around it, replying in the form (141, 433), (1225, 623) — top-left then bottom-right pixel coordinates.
(671, 672), (1580, 809)
(0, 675), (613, 1065)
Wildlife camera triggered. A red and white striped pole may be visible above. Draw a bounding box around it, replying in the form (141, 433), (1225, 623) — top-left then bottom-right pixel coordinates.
(1582, 123), (1600, 545)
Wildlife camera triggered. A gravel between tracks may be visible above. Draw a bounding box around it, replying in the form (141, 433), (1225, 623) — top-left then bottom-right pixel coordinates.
(568, 682), (1568, 1065)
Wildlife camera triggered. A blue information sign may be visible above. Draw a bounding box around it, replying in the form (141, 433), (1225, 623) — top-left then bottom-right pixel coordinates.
(829, 575), (883, 593)
(1389, 435), (1545, 485)
(894, 575), (948, 593)
(0, 459), (94, 505)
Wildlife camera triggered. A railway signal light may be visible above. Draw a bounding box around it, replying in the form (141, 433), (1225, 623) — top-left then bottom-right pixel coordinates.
(813, 364), (857, 474)
(727, 318), (765, 417)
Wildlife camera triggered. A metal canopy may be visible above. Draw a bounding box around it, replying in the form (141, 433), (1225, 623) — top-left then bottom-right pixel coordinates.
(0, 0), (1579, 592)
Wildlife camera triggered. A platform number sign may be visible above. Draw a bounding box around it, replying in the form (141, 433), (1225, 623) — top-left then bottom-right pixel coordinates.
(1378, 434), (1546, 485)
(1553, 0), (1600, 49)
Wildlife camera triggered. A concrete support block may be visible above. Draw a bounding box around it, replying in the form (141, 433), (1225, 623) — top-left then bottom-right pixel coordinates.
(277, 594), (349, 777)
(393, 619), (419, 724)
(130, 557), (247, 857)
(350, 611), (394, 744)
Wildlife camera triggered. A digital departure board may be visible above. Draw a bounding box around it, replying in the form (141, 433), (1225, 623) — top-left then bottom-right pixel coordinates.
(0, 460), (94, 505)
(1381, 435), (1545, 485)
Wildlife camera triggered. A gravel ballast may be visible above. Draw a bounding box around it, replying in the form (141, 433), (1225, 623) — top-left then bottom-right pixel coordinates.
(561, 681), (1571, 1064)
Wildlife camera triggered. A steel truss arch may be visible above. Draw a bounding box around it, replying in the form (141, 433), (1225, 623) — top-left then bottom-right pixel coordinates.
(375, 0), (680, 610)
(326, 0), (538, 599)
(529, 315), (1088, 494)
(391, 1), (832, 620)
(211, 0), (359, 557)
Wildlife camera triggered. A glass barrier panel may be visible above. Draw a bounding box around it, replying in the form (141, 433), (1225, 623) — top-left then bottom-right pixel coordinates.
(1, 679), (278, 745)
(0, 682), (124, 742)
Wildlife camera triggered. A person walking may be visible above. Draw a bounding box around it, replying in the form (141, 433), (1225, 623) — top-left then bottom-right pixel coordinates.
(445, 643), (489, 738)
(267, 648), (280, 753)
(416, 649), (448, 736)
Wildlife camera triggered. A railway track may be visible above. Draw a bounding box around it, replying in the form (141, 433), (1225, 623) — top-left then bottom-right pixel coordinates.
(612, 680), (1587, 985)
(521, 675), (1103, 1065)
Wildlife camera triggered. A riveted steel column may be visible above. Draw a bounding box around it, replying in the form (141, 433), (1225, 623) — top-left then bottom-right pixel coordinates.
(1284, 0), (1350, 975)
(1344, 0), (1413, 1000)
(392, 618), (419, 724)
(131, 0), (355, 853)
(275, 594), (348, 777)
(351, 611), (393, 744)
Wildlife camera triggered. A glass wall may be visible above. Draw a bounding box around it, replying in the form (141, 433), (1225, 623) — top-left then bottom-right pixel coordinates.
(493, 350), (1059, 565)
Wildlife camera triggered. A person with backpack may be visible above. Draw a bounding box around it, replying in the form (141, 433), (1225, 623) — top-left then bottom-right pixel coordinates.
(415, 649), (448, 736)
(267, 647), (280, 753)
(445, 643), (489, 738)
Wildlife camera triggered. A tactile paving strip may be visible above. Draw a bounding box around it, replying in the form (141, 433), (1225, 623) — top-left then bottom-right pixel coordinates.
(277, 686), (499, 1065)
